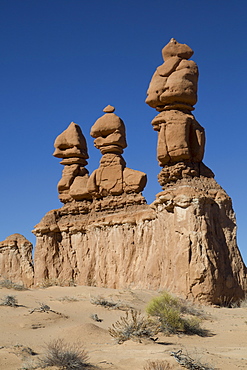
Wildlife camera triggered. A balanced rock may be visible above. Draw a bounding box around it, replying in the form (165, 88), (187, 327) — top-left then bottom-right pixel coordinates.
(88, 106), (147, 200)
(53, 122), (91, 203)
(146, 39), (213, 186)
(0, 234), (34, 287)
(146, 38), (198, 111)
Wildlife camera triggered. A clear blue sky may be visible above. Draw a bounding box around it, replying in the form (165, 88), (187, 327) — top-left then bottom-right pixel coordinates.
(1, 0), (246, 264)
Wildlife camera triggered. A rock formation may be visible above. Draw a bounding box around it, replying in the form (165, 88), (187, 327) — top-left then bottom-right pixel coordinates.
(146, 38), (213, 185)
(33, 41), (246, 304)
(87, 105), (147, 209)
(53, 122), (91, 203)
(0, 234), (34, 287)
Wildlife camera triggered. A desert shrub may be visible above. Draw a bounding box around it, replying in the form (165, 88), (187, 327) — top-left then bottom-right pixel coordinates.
(143, 359), (173, 369)
(109, 309), (160, 344)
(0, 278), (27, 291)
(171, 349), (214, 370)
(0, 294), (18, 307)
(39, 339), (92, 369)
(37, 278), (76, 288)
(146, 291), (205, 336)
(57, 296), (79, 302)
(90, 295), (128, 310)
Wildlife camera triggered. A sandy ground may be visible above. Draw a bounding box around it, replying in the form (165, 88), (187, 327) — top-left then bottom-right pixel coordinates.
(0, 285), (246, 370)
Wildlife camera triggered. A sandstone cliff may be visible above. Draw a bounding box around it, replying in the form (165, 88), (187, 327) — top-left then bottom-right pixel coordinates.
(33, 176), (246, 304)
(0, 234), (34, 287)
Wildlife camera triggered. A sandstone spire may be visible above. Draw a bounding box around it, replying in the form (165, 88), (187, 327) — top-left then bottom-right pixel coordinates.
(146, 38), (213, 186)
(88, 106), (147, 201)
(53, 122), (91, 203)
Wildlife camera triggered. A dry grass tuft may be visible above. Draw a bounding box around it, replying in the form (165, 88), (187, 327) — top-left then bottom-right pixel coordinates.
(39, 338), (92, 369)
(143, 359), (173, 369)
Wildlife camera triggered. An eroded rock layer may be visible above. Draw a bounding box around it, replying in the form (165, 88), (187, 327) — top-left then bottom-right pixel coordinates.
(33, 177), (246, 304)
(0, 234), (34, 287)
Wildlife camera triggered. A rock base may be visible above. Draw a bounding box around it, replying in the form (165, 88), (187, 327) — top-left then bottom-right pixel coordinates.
(33, 178), (246, 304)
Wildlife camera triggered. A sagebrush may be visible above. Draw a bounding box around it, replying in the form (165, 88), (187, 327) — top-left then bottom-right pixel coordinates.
(109, 309), (160, 344)
(146, 291), (207, 336)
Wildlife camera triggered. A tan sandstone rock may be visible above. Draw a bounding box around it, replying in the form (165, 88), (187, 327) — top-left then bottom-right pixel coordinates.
(0, 234), (34, 287)
(33, 177), (246, 304)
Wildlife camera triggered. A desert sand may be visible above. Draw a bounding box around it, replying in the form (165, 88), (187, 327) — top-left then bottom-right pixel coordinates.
(0, 284), (247, 370)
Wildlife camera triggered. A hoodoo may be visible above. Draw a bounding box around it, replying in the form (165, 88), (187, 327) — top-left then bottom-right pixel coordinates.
(33, 40), (246, 304)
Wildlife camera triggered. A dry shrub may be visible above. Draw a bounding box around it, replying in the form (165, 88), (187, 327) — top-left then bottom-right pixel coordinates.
(146, 291), (207, 336)
(90, 295), (128, 310)
(37, 278), (76, 288)
(171, 349), (214, 370)
(0, 278), (27, 291)
(144, 359), (173, 369)
(109, 309), (160, 344)
(39, 339), (92, 369)
(57, 296), (79, 302)
(0, 294), (18, 307)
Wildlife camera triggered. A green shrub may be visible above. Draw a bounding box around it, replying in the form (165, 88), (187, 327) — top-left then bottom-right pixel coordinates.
(146, 291), (205, 336)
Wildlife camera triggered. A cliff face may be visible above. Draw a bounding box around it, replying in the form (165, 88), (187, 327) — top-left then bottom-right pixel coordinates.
(0, 234), (34, 287)
(33, 177), (246, 304)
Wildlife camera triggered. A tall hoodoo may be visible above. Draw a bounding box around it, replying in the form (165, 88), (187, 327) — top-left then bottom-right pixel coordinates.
(146, 38), (213, 186)
(53, 122), (91, 203)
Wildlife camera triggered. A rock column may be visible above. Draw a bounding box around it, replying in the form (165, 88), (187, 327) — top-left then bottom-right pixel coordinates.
(53, 122), (91, 203)
(146, 38), (213, 185)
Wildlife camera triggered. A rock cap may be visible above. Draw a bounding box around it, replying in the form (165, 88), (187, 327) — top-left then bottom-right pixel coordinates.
(103, 105), (115, 113)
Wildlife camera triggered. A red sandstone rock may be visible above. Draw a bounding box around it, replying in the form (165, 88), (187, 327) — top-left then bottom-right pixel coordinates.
(0, 234), (34, 287)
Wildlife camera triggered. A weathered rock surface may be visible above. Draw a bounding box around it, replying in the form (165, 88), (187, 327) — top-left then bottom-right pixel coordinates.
(33, 177), (246, 304)
(0, 234), (34, 287)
